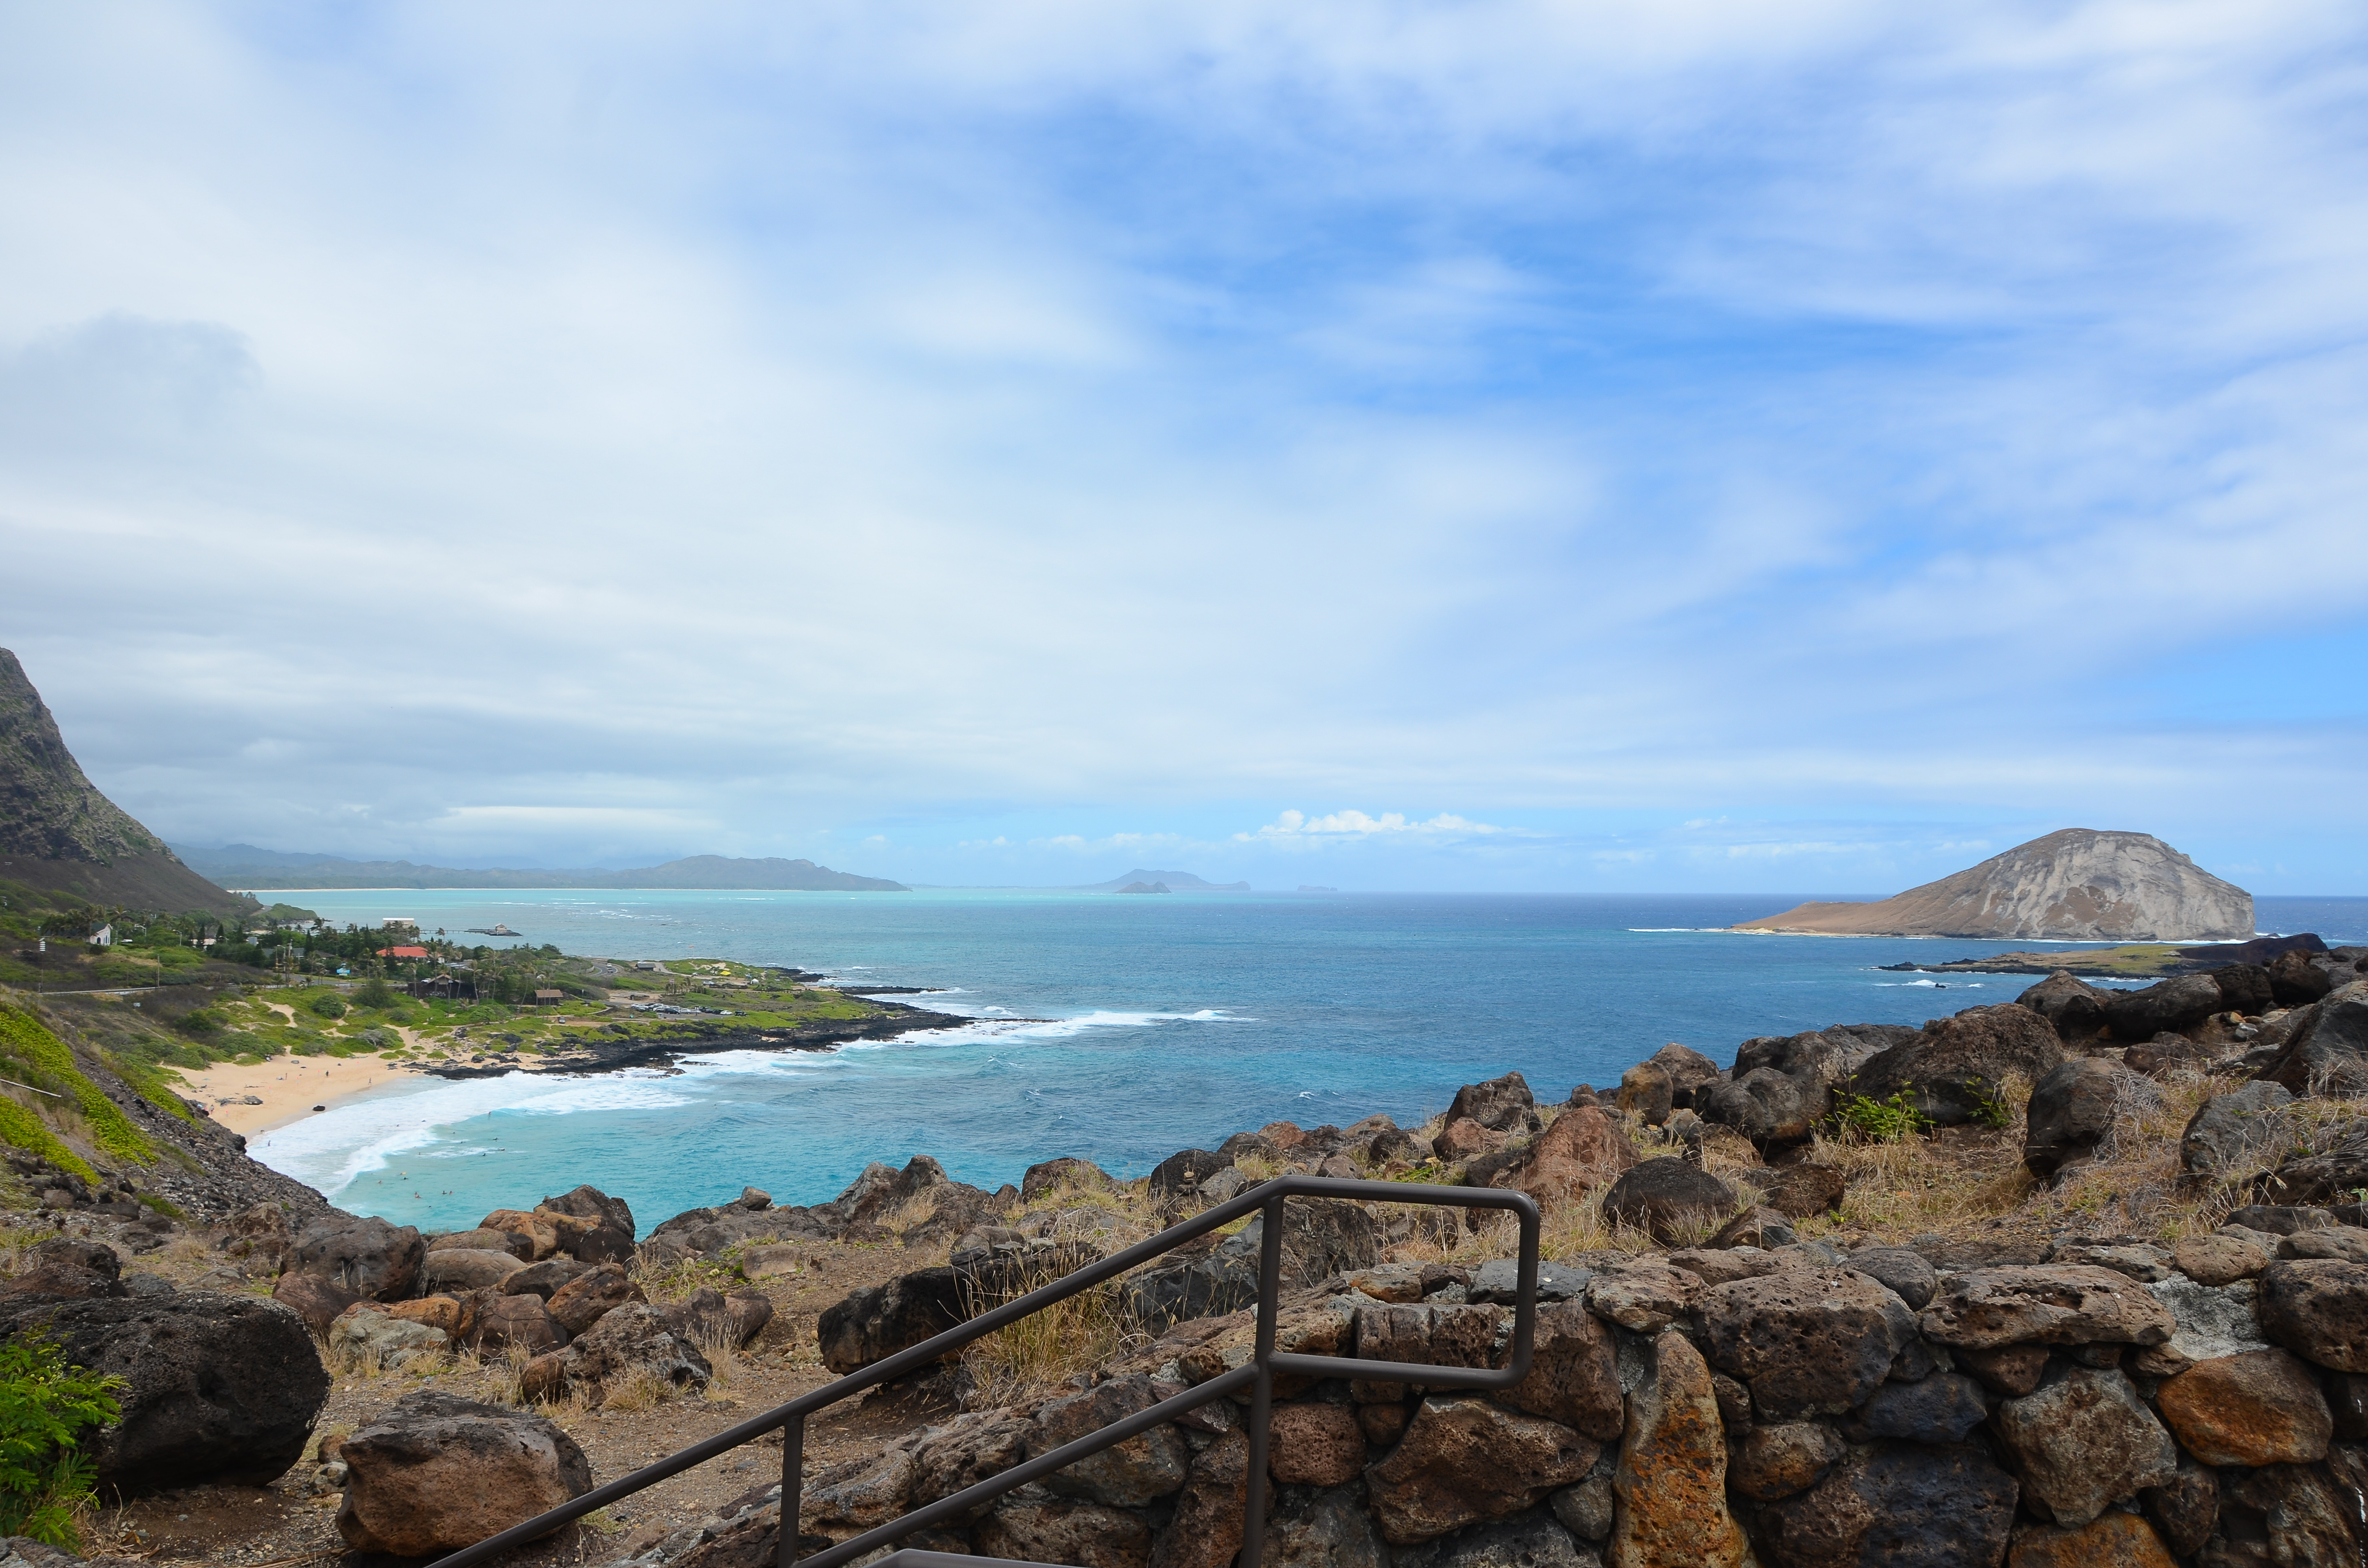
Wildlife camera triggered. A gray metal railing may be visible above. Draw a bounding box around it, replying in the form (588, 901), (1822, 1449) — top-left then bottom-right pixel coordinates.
(434, 1173), (1542, 1568)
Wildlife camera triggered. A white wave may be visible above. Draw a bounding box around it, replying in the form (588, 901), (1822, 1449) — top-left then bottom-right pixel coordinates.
(251, 1067), (692, 1200)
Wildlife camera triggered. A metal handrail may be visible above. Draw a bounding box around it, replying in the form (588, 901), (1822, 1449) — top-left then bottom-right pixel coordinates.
(434, 1173), (1541, 1568)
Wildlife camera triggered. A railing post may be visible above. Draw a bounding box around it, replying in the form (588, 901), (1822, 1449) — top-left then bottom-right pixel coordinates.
(1239, 1192), (1287, 1568)
(779, 1413), (804, 1568)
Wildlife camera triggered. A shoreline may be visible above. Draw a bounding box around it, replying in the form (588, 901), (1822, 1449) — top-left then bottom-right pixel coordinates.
(166, 1054), (417, 1138)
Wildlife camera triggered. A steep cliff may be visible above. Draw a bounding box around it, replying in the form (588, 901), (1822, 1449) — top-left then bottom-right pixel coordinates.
(0, 649), (248, 917)
(1733, 829), (2254, 941)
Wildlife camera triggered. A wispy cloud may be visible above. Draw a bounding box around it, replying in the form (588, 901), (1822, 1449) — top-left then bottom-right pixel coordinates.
(0, 4), (2363, 889)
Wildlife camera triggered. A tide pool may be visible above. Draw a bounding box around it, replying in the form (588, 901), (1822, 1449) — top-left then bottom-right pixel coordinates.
(246, 888), (2365, 1236)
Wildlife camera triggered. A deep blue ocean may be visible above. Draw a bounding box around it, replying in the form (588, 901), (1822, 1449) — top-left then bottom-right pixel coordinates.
(245, 889), (2366, 1237)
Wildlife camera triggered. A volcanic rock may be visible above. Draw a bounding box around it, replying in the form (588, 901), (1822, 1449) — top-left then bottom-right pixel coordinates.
(1604, 1331), (1748, 1568)
(1447, 1072), (1543, 1134)
(335, 1390), (592, 1557)
(2024, 1058), (2149, 1179)
(2017, 970), (2113, 1041)
(286, 1213), (424, 1302)
(1992, 1367), (2177, 1526)
(1366, 1396), (1596, 1544)
(2154, 1348), (2332, 1466)
(1756, 1440), (2019, 1568)
(1598, 1159), (1736, 1244)
(1698, 1268), (1918, 1421)
(2178, 1082), (2294, 1180)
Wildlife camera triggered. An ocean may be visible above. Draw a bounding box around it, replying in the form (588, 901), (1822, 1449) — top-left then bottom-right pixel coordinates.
(244, 888), (2367, 1237)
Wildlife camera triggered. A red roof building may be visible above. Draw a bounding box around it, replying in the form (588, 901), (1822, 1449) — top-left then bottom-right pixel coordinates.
(377, 945), (432, 959)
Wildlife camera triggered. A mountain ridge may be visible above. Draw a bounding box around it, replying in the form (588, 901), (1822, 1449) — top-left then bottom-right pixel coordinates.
(173, 844), (909, 892)
(0, 649), (251, 917)
(1073, 868), (1252, 892)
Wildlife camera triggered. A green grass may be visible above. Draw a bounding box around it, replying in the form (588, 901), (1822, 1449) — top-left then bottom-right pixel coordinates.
(0, 1006), (157, 1167)
(0, 1100), (95, 1184)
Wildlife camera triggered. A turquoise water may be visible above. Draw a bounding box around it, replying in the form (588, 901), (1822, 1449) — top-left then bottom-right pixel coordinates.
(245, 888), (2366, 1236)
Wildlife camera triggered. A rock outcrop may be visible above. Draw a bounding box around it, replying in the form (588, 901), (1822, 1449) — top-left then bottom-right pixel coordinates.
(336, 1390), (593, 1556)
(1732, 829), (2253, 940)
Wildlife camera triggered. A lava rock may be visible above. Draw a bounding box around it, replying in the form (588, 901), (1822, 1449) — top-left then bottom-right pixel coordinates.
(2256, 1260), (2368, 1372)
(2105, 974), (2225, 1041)
(1028, 1375), (1191, 1506)
(546, 1262), (644, 1337)
(1448, 1071), (1543, 1134)
(2154, 1348), (2332, 1466)
(1698, 1268), (1917, 1420)
(1992, 1367), (2178, 1526)
(1846, 1004), (2062, 1127)
(1598, 1159), (1737, 1245)
(1756, 1440), (2018, 1568)
(1700, 1068), (1820, 1152)
(1, 1238), (124, 1300)
(1604, 1331), (1749, 1568)
(269, 1271), (358, 1334)
(1918, 1264), (2175, 1349)
(335, 1390), (592, 1556)
(2024, 1058), (2150, 1180)
(2179, 1082), (2295, 1181)
(1, 1290), (328, 1494)
(286, 1213), (424, 1302)
(1844, 1246), (1937, 1310)
(537, 1184), (638, 1263)
(2017, 970), (2113, 1041)
(1366, 1396), (1597, 1544)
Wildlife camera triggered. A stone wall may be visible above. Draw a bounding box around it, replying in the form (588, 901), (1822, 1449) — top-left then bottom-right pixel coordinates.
(608, 1220), (2368, 1568)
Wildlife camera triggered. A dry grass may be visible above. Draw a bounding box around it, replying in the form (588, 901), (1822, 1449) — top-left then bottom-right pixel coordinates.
(960, 1257), (1148, 1408)
(600, 1364), (679, 1413)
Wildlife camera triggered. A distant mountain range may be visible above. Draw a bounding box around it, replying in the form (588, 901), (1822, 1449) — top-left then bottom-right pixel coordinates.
(173, 845), (910, 893)
(1073, 868), (1251, 892)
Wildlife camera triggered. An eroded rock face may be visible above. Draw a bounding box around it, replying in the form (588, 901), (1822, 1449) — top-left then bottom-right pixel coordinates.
(1699, 1268), (1917, 1420)
(1992, 1367), (2178, 1526)
(2208, 1460), (2362, 1568)
(1599, 1159), (1736, 1245)
(1605, 1331), (1748, 1568)
(2256, 1260), (2368, 1372)
(561, 1301), (711, 1404)
(2258, 990), (2368, 1097)
(2173, 1234), (2271, 1287)
(1495, 1106), (1636, 1203)
(270, 1270), (358, 1334)
(0, 1291), (329, 1494)
(1919, 1264), (2174, 1349)
(1367, 1396), (1597, 1544)
(335, 1390), (592, 1557)
(1756, 1440), (2019, 1568)
(2154, 1349), (2332, 1467)
(1267, 1403), (1367, 1488)
(287, 1213), (423, 1302)
(537, 1183), (637, 1263)
(419, 1246), (526, 1292)
(3, 1237), (124, 1299)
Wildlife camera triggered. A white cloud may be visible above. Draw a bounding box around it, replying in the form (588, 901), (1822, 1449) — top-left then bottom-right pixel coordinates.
(1238, 809), (1524, 844)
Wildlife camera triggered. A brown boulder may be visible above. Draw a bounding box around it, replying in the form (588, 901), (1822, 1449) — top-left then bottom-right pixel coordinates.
(2017, 969), (2113, 1042)
(563, 1301), (711, 1403)
(1708, 1206), (1797, 1250)
(1847, 1004), (2062, 1127)
(419, 1247), (527, 1293)
(1267, 1402), (1365, 1487)
(1644, 1041), (1722, 1107)
(387, 1295), (466, 1336)
(270, 1270), (358, 1334)
(1365, 1396), (1596, 1543)
(1432, 1117), (1503, 1164)
(1918, 1264), (2174, 1349)
(2023, 1058), (2149, 1180)
(2173, 1232), (2270, 1286)
(536, 1184), (637, 1263)
(1583, 1256), (1699, 1334)
(287, 1214), (424, 1302)
(1616, 1062), (1674, 1126)
(545, 1262), (643, 1337)
(2138, 1456), (2218, 1557)
(1606, 1330), (1749, 1568)
(2155, 1348), (2332, 1466)
(471, 1292), (567, 1355)
(1493, 1104), (1635, 1202)
(335, 1390), (592, 1556)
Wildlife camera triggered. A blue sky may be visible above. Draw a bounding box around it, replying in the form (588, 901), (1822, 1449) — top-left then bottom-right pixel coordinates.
(1, 3), (2364, 894)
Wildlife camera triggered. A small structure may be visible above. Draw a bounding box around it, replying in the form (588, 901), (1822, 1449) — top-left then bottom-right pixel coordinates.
(530, 989), (565, 1008)
(382, 917), (419, 932)
(407, 974), (479, 1002)
(85, 925), (112, 948)
(377, 944), (432, 961)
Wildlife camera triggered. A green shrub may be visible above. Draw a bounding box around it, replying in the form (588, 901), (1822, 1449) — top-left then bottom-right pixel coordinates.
(308, 992), (347, 1020)
(0, 1332), (124, 1549)
(1967, 1079), (2014, 1130)
(353, 979), (395, 1009)
(175, 1008), (227, 1038)
(1831, 1090), (1929, 1143)
(356, 1027), (396, 1051)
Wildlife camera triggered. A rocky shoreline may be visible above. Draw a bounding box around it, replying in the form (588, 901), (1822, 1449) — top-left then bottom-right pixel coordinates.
(9, 938), (2368, 1567)
(419, 996), (978, 1080)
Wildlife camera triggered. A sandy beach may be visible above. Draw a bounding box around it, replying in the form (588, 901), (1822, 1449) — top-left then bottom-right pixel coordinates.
(166, 1054), (420, 1137)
